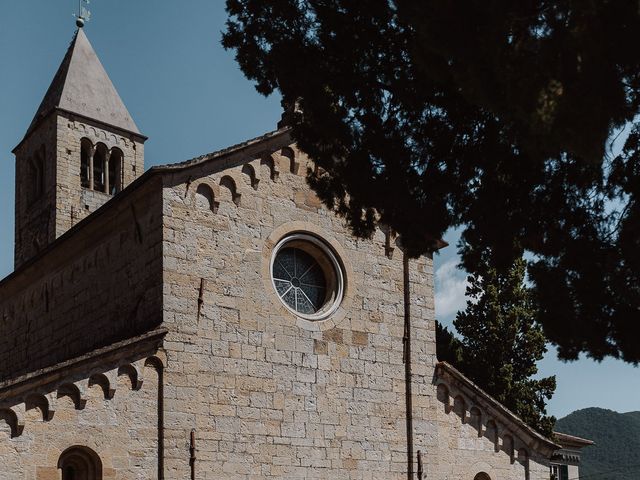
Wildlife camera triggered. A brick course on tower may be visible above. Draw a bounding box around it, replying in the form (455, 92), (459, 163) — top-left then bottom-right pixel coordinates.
(0, 26), (590, 480)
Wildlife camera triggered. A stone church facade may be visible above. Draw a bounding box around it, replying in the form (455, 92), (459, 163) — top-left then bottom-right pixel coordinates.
(0, 27), (584, 479)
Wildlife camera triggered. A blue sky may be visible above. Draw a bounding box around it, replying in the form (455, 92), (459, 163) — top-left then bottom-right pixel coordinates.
(0, 1), (637, 419)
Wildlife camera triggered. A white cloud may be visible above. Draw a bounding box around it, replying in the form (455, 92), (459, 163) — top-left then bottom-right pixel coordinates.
(434, 258), (469, 321)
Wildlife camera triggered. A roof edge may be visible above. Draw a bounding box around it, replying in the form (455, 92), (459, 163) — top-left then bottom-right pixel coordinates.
(13, 107), (147, 153)
(553, 431), (595, 447)
(436, 361), (561, 452)
(1, 128), (291, 288)
(0, 327), (167, 398)
(150, 127), (291, 173)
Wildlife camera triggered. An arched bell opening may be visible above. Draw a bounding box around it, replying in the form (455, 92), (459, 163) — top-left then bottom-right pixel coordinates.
(108, 147), (124, 195)
(80, 138), (93, 189)
(93, 143), (108, 193)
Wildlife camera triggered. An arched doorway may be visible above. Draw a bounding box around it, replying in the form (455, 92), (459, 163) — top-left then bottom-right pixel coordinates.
(58, 446), (103, 480)
(474, 473), (491, 480)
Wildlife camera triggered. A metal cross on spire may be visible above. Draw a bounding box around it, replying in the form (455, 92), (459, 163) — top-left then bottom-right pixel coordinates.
(74, 0), (91, 28)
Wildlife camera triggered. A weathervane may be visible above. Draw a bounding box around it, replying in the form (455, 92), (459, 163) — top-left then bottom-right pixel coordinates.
(74, 0), (91, 28)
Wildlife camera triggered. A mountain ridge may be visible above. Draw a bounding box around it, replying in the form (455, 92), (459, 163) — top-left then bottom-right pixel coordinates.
(555, 407), (640, 480)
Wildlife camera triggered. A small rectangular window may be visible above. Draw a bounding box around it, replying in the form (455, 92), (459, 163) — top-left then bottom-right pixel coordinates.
(550, 464), (569, 480)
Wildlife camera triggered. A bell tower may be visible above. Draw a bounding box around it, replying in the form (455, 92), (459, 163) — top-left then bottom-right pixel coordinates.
(12, 26), (147, 268)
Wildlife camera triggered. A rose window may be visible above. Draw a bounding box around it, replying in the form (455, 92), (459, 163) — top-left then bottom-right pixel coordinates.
(270, 234), (344, 320)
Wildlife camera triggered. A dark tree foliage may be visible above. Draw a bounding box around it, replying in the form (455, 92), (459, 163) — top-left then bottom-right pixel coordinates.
(453, 256), (556, 436)
(435, 257), (556, 435)
(223, 1), (640, 362)
(435, 321), (464, 368)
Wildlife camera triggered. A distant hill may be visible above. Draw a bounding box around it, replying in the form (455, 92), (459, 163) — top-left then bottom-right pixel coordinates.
(555, 407), (640, 480)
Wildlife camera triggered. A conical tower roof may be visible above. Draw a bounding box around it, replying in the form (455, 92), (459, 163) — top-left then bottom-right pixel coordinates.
(23, 28), (141, 139)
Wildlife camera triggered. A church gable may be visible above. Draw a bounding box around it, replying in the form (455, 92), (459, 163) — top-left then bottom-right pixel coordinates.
(156, 128), (436, 477)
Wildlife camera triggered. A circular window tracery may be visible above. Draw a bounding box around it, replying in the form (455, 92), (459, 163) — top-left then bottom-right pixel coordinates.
(271, 234), (344, 320)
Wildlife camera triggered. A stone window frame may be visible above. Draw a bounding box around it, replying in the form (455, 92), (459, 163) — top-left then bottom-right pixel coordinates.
(469, 463), (498, 480)
(58, 445), (103, 480)
(270, 232), (344, 321)
(262, 222), (355, 332)
(79, 137), (124, 195)
(550, 463), (569, 480)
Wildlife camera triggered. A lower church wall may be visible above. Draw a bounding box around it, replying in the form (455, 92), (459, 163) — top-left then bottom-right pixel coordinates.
(419, 377), (553, 480)
(0, 360), (161, 479)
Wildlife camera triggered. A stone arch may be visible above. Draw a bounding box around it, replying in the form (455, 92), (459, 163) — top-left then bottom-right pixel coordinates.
(145, 352), (167, 370)
(474, 473), (491, 480)
(88, 373), (115, 399)
(195, 183), (219, 213)
(118, 364), (142, 390)
(93, 142), (109, 193)
(143, 358), (163, 387)
(220, 175), (241, 206)
(0, 408), (24, 438)
(242, 163), (260, 189)
(281, 146), (298, 174)
(503, 433), (515, 463)
(517, 447), (529, 463)
(108, 147), (124, 194)
(80, 138), (93, 189)
(469, 406), (482, 433)
(485, 419), (499, 452)
(453, 395), (466, 422)
(25, 393), (53, 421)
(260, 154), (279, 181)
(58, 446), (103, 480)
(58, 383), (87, 410)
(436, 383), (449, 402)
(436, 383), (450, 413)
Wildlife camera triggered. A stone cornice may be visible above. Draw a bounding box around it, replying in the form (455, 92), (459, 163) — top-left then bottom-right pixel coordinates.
(0, 327), (167, 401)
(435, 361), (560, 456)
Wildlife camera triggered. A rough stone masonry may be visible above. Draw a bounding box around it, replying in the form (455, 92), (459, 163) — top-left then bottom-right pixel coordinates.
(0, 25), (576, 480)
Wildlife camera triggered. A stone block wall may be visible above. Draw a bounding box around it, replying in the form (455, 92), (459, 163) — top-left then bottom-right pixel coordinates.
(0, 350), (163, 480)
(159, 132), (437, 478)
(424, 392), (551, 479)
(3, 124), (558, 478)
(0, 177), (163, 381)
(13, 112), (145, 268)
(53, 113), (145, 239)
(13, 115), (58, 267)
